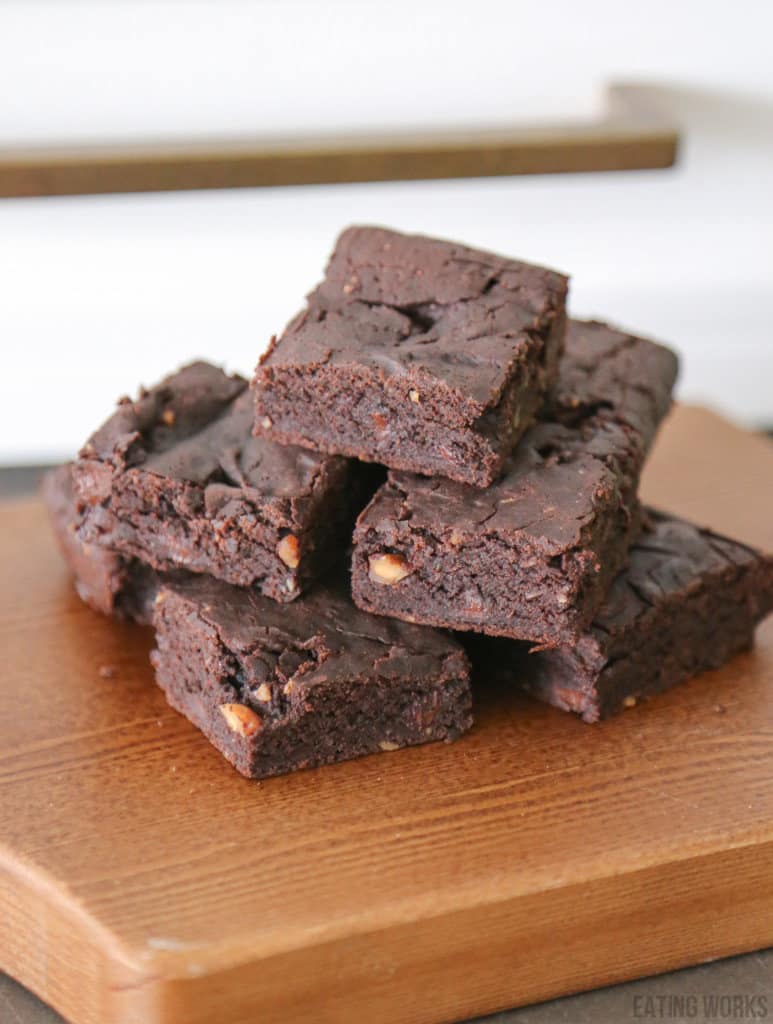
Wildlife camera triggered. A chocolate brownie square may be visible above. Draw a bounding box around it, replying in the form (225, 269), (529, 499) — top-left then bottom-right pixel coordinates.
(150, 573), (473, 779)
(352, 319), (679, 646)
(482, 511), (773, 721)
(253, 226), (568, 486)
(74, 362), (377, 603)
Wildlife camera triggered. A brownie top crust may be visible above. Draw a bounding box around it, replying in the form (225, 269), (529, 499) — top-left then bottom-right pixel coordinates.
(381, 442), (612, 556)
(259, 225), (568, 421)
(374, 318), (679, 556)
(79, 361), (348, 506)
(592, 510), (773, 646)
(159, 572), (469, 691)
(547, 318), (679, 453)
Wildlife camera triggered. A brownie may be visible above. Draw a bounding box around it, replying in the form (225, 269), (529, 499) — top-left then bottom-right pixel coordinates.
(352, 319), (679, 645)
(253, 225), (568, 486)
(480, 511), (773, 721)
(150, 573), (473, 779)
(42, 464), (156, 623)
(74, 361), (378, 603)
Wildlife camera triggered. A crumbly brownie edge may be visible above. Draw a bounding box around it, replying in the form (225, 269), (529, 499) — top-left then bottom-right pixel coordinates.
(42, 465), (156, 621)
(76, 468), (305, 600)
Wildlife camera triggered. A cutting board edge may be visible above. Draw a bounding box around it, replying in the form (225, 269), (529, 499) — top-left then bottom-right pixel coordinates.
(4, 781), (773, 983)
(3, 834), (773, 1024)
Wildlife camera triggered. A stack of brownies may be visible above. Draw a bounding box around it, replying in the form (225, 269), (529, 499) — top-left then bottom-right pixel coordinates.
(45, 226), (773, 779)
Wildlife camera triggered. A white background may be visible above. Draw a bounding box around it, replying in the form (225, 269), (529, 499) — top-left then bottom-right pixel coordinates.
(0, 0), (771, 461)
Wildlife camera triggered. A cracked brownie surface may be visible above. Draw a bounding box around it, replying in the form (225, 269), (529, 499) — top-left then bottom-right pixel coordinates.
(253, 225), (568, 486)
(352, 319), (679, 645)
(151, 572), (473, 779)
(74, 361), (378, 603)
(479, 510), (773, 720)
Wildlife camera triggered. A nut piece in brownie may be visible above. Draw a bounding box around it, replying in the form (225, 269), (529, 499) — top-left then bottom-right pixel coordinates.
(253, 225), (568, 486)
(150, 573), (473, 779)
(352, 319), (679, 645)
(43, 464), (156, 623)
(481, 511), (773, 721)
(74, 362), (378, 603)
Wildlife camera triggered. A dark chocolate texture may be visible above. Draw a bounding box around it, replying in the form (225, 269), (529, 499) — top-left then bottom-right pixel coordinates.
(352, 319), (679, 645)
(43, 464), (156, 623)
(253, 225), (568, 486)
(484, 511), (773, 721)
(74, 361), (376, 603)
(150, 573), (473, 779)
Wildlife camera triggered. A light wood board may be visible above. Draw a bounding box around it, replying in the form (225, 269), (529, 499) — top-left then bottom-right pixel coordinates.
(0, 404), (772, 1024)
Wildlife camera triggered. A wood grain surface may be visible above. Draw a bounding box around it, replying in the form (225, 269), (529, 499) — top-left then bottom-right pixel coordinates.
(0, 404), (771, 1024)
(0, 84), (677, 198)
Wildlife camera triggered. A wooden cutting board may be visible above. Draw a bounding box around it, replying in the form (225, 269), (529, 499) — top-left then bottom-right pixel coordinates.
(1, 404), (772, 1024)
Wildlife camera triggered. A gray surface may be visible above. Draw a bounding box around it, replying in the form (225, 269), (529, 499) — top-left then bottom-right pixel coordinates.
(0, 464), (55, 498)
(1, 465), (771, 1024)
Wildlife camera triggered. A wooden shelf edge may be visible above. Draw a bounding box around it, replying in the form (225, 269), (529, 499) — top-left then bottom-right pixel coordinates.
(0, 83), (679, 198)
